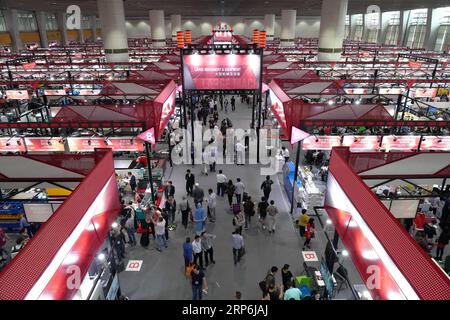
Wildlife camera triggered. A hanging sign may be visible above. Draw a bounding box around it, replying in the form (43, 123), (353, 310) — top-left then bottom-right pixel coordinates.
(22, 62), (36, 70)
(137, 127), (156, 145)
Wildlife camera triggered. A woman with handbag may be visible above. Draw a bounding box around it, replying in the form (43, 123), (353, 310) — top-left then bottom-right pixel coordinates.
(302, 218), (316, 250)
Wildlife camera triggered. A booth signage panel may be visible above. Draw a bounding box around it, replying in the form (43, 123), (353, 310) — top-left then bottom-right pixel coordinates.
(413, 88), (437, 98)
(22, 62), (36, 70)
(302, 136), (341, 150)
(23, 203), (55, 223)
(381, 136), (420, 151)
(68, 138), (144, 152)
(420, 136), (450, 151)
(378, 88), (405, 95)
(343, 88), (370, 95)
(342, 136), (380, 152)
(24, 138), (65, 152)
(0, 137), (26, 152)
(44, 89), (67, 96)
(182, 54), (261, 90)
(6, 90), (29, 100)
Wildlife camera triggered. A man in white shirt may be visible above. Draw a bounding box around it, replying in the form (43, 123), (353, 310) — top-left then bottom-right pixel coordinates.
(153, 216), (167, 252)
(192, 235), (204, 269)
(235, 141), (245, 165)
(281, 146), (290, 163)
(206, 188), (217, 222)
(216, 170), (227, 197)
(234, 178), (245, 204)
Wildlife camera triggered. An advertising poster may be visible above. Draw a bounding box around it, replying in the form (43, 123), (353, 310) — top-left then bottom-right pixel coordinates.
(0, 137), (26, 152)
(302, 136), (341, 150)
(67, 137), (144, 152)
(378, 88), (405, 95)
(420, 136), (450, 151)
(408, 60), (423, 69)
(343, 88), (370, 95)
(182, 54), (261, 90)
(44, 89), (67, 96)
(24, 138), (66, 152)
(22, 62), (37, 70)
(342, 136), (381, 152)
(381, 136), (420, 151)
(6, 90), (29, 100)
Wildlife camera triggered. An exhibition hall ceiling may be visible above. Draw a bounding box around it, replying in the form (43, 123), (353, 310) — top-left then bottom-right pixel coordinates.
(0, 0), (448, 17)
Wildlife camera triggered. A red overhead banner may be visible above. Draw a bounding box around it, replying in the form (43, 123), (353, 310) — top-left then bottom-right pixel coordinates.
(24, 138), (65, 152)
(0, 137), (26, 152)
(381, 136), (420, 151)
(67, 137), (144, 152)
(302, 136), (341, 150)
(182, 54), (261, 90)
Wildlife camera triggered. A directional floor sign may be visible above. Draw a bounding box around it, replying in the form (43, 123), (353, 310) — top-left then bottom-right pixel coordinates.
(291, 126), (310, 145)
(302, 251), (319, 262)
(137, 127), (155, 145)
(125, 260), (143, 272)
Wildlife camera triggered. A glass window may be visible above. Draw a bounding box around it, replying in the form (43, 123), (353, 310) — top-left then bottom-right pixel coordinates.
(385, 25), (399, 45)
(353, 14), (364, 41)
(45, 13), (58, 31)
(406, 24), (427, 48)
(0, 10), (7, 32)
(435, 8), (450, 51)
(18, 11), (38, 31)
(389, 12), (400, 26)
(81, 16), (89, 29)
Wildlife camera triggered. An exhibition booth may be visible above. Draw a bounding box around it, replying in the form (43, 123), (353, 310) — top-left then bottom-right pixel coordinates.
(0, 149), (123, 300)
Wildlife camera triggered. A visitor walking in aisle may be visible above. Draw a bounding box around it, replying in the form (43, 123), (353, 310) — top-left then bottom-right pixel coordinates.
(298, 209), (309, 237)
(201, 231), (216, 266)
(164, 180), (175, 199)
(226, 180), (235, 208)
(208, 140), (217, 172)
(194, 203), (207, 236)
(258, 197), (269, 230)
(281, 147), (290, 163)
(231, 96), (236, 111)
(206, 189), (217, 223)
(216, 170), (227, 197)
(220, 95), (223, 111)
(234, 178), (245, 204)
(164, 195), (177, 227)
(302, 218), (316, 250)
(232, 231), (245, 265)
(224, 98), (229, 113)
(185, 170), (195, 196)
(235, 140), (245, 165)
(191, 264), (208, 300)
(179, 195), (191, 230)
(261, 176), (274, 201)
(192, 235), (204, 269)
(128, 172), (137, 194)
(243, 196), (255, 229)
(125, 213), (137, 246)
(192, 183), (205, 207)
(259, 266), (278, 297)
(281, 264), (294, 290)
(233, 210), (245, 234)
(435, 227), (450, 261)
(266, 200), (279, 234)
(153, 215), (168, 252)
(183, 237), (193, 268)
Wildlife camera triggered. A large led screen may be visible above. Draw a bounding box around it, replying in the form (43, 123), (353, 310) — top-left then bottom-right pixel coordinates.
(182, 54), (261, 90)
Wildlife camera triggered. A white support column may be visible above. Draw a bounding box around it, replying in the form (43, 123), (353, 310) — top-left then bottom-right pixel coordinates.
(35, 11), (48, 48)
(380, 12), (393, 45)
(171, 14), (181, 41)
(318, 0), (348, 61)
(149, 10), (166, 47)
(4, 9), (23, 51)
(56, 11), (69, 46)
(425, 8), (446, 51)
(78, 27), (85, 44)
(280, 10), (296, 46)
(90, 16), (98, 42)
(398, 10), (411, 46)
(97, 0), (129, 62)
(264, 14), (275, 41)
(349, 14), (358, 40)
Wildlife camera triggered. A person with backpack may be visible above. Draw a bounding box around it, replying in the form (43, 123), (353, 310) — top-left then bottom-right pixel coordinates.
(258, 197), (269, 230)
(259, 266), (278, 297)
(225, 180), (235, 208)
(266, 200), (279, 234)
(243, 196), (255, 229)
(261, 176), (274, 201)
(302, 218), (316, 250)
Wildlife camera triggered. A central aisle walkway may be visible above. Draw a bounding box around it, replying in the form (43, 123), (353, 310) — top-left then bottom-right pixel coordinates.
(120, 97), (302, 300)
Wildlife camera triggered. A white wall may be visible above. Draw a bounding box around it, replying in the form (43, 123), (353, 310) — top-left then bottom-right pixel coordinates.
(125, 16), (321, 39)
